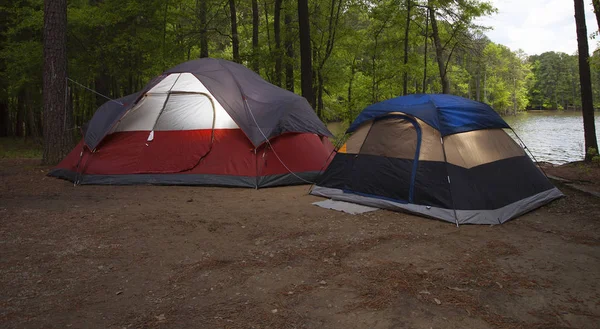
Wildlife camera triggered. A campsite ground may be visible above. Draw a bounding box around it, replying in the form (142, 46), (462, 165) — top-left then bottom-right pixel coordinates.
(1, 158), (600, 329)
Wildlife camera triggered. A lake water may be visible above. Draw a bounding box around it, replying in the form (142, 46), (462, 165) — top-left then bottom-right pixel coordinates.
(503, 111), (600, 165)
(327, 111), (600, 165)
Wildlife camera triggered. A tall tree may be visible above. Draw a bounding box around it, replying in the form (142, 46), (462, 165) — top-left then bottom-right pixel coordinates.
(229, 0), (240, 63)
(252, 0), (259, 72)
(402, 0), (411, 95)
(274, 0), (283, 86)
(298, 0), (314, 107)
(284, 9), (294, 91)
(0, 5), (8, 137)
(42, 0), (73, 164)
(593, 0), (600, 31)
(422, 8), (429, 93)
(199, 0), (208, 58)
(313, 0), (343, 116)
(574, 0), (598, 160)
(428, 4), (450, 94)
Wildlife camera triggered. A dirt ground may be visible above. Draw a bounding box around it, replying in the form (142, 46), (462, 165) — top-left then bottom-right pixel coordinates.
(1, 159), (600, 329)
(540, 162), (600, 196)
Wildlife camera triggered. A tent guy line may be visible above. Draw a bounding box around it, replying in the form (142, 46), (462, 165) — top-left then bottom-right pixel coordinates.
(67, 77), (124, 106)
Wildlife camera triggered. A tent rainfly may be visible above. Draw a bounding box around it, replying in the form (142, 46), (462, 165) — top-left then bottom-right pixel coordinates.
(310, 94), (563, 225)
(50, 58), (334, 188)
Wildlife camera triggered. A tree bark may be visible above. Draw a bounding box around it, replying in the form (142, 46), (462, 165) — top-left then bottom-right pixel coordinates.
(317, 72), (324, 118)
(574, 0), (599, 160)
(298, 0), (314, 108)
(27, 106), (38, 138)
(483, 69), (487, 102)
(512, 77), (517, 115)
(402, 0), (411, 95)
(199, 0), (208, 58)
(422, 8), (428, 94)
(43, 0), (73, 164)
(284, 11), (294, 92)
(429, 5), (450, 94)
(314, 0), (342, 114)
(347, 57), (356, 122)
(274, 0), (283, 86)
(16, 95), (25, 137)
(475, 70), (480, 101)
(0, 100), (8, 137)
(252, 0), (259, 72)
(162, 0), (169, 70)
(229, 0), (240, 63)
(592, 0), (600, 31)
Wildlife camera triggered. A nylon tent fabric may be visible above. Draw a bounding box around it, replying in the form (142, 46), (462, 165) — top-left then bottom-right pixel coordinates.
(49, 59), (335, 188)
(84, 58), (332, 151)
(83, 92), (141, 150)
(312, 94), (563, 225)
(347, 94), (510, 136)
(165, 58), (332, 146)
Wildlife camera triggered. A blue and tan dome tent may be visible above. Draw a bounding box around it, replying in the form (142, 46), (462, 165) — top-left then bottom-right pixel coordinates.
(310, 94), (563, 225)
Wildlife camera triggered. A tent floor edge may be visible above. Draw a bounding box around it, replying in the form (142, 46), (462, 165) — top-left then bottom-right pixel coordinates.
(47, 169), (321, 188)
(310, 185), (564, 225)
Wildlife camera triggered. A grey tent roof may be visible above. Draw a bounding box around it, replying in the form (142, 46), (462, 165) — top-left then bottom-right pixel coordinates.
(84, 58), (332, 151)
(83, 92), (141, 150)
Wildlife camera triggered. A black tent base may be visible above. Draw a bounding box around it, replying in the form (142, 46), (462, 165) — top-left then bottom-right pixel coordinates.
(49, 168), (320, 189)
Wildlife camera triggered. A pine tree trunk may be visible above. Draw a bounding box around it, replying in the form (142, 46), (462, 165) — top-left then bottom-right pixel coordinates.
(574, 0), (599, 160)
(347, 57), (356, 122)
(16, 95), (25, 137)
(484, 69), (487, 102)
(263, 0), (273, 81)
(162, 0), (169, 70)
(199, 0), (208, 58)
(26, 91), (38, 138)
(252, 0), (260, 72)
(43, 0), (73, 165)
(284, 11), (294, 92)
(229, 0), (240, 63)
(298, 0), (314, 108)
(592, 0), (600, 30)
(512, 78), (517, 116)
(572, 70), (577, 110)
(429, 4), (449, 94)
(0, 100), (8, 137)
(317, 72), (324, 118)
(38, 110), (44, 137)
(422, 9), (428, 94)
(476, 70), (480, 101)
(402, 0), (411, 95)
(274, 0), (283, 87)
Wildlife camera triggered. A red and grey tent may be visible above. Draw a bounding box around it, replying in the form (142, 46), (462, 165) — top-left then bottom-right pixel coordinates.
(50, 58), (334, 188)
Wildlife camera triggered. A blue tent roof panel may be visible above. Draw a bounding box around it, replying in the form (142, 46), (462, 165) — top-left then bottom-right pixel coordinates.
(347, 94), (510, 136)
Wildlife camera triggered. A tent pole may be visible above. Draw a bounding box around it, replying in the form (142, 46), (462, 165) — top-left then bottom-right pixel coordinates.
(221, 62), (316, 186)
(440, 136), (459, 227)
(307, 133), (345, 195)
(73, 145), (85, 186)
(148, 74), (182, 136)
(254, 148), (259, 189)
(510, 128), (549, 179)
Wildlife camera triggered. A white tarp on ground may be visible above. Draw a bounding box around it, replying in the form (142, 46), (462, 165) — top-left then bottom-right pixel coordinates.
(312, 199), (379, 215)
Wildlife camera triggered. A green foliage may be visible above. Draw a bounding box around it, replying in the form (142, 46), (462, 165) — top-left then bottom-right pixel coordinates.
(1, 0), (598, 141)
(588, 147), (600, 163)
(527, 51), (581, 110)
